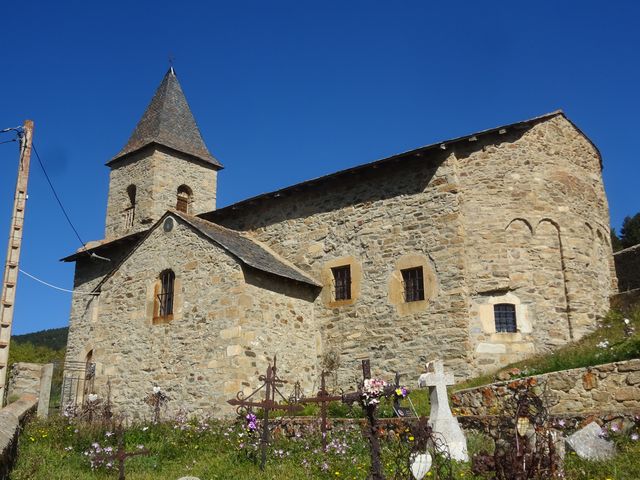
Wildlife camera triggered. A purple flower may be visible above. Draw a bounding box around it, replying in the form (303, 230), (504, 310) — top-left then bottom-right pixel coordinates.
(631, 433), (639, 441)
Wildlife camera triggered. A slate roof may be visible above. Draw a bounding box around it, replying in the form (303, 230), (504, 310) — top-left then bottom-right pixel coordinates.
(107, 68), (222, 168)
(64, 211), (321, 290)
(173, 212), (320, 287)
(202, 110), (601, 221)
(60, 230), (145, 262)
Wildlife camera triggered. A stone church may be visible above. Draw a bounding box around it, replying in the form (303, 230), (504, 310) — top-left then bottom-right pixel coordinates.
(63, 68), (616, 417)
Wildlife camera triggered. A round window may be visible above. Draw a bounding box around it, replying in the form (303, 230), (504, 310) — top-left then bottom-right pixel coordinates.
(163, 217), (175, 232)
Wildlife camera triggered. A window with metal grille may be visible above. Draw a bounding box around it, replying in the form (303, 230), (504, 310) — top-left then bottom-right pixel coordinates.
(332, 265), (351, 300)
(176, 185), (192, 213)
(401, 267), (425, 302)
(124, 185), (136, 228)
(494, 303), (517, 333)
(157, 270), (175, 318)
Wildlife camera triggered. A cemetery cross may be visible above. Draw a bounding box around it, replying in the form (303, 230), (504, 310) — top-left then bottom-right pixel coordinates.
(342, 359), (397, 480)
(298, 371), (343, 451)
(227, 356), (302, 470)
(93, 424), (150, 480)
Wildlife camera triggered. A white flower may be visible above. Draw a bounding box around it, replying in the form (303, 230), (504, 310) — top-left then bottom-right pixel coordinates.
(624, 318), (630, 325)
(153, 386), (161, 394)
(596, 340), (609, 349)
(87, 393), (99, 403)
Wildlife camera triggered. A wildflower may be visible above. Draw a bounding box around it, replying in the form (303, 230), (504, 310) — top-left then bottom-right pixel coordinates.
(596, 340), (609, 349)
(142, 426), (149, 431)
(105, 431), (114, 437)
(153, 385), (162, 394)
(64, 446), (73, 451)
(610, 423), (620, 432)
(137, 444), (145, 450)
(631, 433), (639, 441)
(87, 393), (99, 403)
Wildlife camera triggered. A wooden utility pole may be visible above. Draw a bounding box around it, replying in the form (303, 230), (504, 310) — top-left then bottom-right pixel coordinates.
(0, 120), (34, 405)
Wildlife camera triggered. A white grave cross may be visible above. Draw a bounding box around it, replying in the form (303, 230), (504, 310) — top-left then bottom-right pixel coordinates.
(418, 360), (455, 422)
(417, 360), (468, 462)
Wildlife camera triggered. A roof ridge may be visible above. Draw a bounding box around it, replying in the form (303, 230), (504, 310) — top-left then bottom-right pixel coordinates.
(203, 110), (570, 217)
(172, 211), (321, 287)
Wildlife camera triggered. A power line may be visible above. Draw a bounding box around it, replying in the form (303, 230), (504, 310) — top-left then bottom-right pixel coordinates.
(19, 268), (98, 295)
(0, 139), (17, 145)
(31, 143), (87, 248)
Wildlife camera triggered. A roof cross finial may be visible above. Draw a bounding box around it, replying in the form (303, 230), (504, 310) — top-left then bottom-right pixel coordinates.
(168, 53), (175, 74)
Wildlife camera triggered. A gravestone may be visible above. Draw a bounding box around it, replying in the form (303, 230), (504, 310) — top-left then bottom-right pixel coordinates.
(565, 421), (616, 461)
(418, 360), (468, 461)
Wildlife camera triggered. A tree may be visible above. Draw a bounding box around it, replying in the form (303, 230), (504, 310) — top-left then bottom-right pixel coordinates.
(620, 213), (640, 249)
(611, 229), (624, 252)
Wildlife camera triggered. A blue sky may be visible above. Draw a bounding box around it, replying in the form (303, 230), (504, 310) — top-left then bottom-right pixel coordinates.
(1, 1), (639, 335)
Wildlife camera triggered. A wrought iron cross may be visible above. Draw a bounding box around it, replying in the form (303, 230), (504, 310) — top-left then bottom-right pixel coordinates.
(299, 371), (342, 451)
(227, 356), (302, 470)
(341, 358), (396, 480)
(94, 425), (150, 480)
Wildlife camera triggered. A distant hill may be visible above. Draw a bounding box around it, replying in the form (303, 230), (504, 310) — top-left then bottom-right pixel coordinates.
(12, 327), (69, 351)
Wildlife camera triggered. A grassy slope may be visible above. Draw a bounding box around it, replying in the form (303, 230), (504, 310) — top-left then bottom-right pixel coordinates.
(453, 309), (640, 391)
(11, 416), (640, 480)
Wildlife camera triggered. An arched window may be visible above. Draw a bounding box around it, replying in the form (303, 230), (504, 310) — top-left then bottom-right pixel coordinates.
(155, 270), (175, 322)
(124, 185), (136, 228)
(176, 185), (192, 213)
(85, 349), (94, 379)
(494, 303), (517, 333)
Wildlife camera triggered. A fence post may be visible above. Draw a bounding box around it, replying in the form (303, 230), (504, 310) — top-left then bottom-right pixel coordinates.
(37, 363), (53, 418)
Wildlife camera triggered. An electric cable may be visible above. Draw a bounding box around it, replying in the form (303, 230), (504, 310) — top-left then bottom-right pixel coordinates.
(31, 143), (87, 248)
(19, 268), (99, 295)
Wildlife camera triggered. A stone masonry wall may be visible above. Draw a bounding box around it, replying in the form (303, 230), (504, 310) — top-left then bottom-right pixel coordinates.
(64, 240), (135, 396)
(456, 115), (614, 372)
(105, 146), (217, 240)
(7, 363), (42, 401)
(77, 216), (319, 419)
(451, 359), (640, 416)
(210, 115), (613, 381)
(614, 244), (640, 292)
(213, 150), (473, 383)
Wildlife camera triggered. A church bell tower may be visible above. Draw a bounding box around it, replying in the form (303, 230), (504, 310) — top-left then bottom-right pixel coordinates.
(104, 68), (223, 240)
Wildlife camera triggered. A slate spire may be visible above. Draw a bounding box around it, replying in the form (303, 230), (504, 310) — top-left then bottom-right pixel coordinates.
(108, 68), (222, 168)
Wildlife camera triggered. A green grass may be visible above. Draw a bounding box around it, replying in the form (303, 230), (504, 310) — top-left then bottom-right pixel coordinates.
(453, 309), (640, 392)
(12, 415), (640, 479)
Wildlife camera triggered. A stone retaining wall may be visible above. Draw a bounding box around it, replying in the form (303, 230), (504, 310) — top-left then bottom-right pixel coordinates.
(451, 359), (640, 416)
(7, 363), (43, 400)
(0, 394), (37, 480)
(614, 244), (640, 292)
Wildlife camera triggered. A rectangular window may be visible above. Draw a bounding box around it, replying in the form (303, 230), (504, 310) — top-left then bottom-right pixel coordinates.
(402, 267), (425, 302)
(332, 265), (351, 301)
(494, 303), (517, 333)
